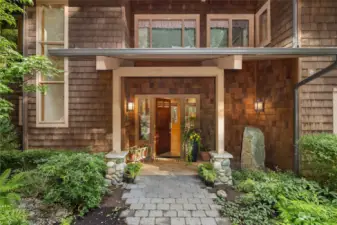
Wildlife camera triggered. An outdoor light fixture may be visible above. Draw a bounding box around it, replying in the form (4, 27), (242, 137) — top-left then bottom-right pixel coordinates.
(127, 101), (134, 112)
(254, 99), (264, 113)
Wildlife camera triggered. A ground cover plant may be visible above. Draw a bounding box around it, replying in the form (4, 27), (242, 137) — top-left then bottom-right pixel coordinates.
(218, 169), (337, 225)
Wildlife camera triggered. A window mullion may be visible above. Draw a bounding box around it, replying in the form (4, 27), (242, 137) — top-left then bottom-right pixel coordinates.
(229, 19), (233, 47)
(149, 19), (152, 48)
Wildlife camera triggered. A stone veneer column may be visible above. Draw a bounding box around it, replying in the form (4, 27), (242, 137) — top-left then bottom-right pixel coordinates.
(210, 151), (233, 186)
(105, 152), (128, 186)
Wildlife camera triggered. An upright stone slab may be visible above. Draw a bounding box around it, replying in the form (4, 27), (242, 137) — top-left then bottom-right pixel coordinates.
(210, 151), (233, 186)
(241, 127), (265, 169)
(105, 151), (128, 186)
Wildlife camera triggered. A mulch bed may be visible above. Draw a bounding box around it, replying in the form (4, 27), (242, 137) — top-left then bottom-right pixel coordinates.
(208, 184), (241, 201)
(73, 187), (127, 225)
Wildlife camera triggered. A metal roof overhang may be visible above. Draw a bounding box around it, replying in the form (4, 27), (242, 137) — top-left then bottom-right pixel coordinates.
(48, 48), (337, 61)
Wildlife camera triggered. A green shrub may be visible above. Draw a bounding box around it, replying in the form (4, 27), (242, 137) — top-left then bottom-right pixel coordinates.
(19, 169), (49, 198)
(0, 118), (19, 151)
(37, 153), (107, 215)
(124, 162), (142, 179)
(219, 169), (337, 225)
(0, 169), (25, 206)
(198, 163), (216, 183)
(0, 205), (28, 225)
(299, 133), (337, 190)
(0, 149), (78, 172)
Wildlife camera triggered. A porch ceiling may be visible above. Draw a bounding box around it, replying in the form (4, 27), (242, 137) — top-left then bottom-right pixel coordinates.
(48, 48), (337, 61)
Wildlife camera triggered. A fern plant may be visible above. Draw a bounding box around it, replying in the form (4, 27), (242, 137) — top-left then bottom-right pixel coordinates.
(0, 169), (24, 206)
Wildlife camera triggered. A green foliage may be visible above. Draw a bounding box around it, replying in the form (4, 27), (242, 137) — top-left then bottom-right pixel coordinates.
(0, 149), (78, 172)
(0, 205), (28, 225)
(0, 169), (25, 206)
(198, 163), (216, 183)
(60, 216), (74, 225)
(36, 153), (107, 215)
(183, 128), (201, 162)
(219, 169), (337, 225)
(299, 133), (337, 190)
(125, 162), (143, 179)
(19, 169), (49, 198)
(276, 196), (337, 225)
(0, 118), (19, 151)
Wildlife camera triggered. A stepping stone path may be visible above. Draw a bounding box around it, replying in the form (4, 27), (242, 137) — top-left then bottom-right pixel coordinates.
(120, 175), (231, 225)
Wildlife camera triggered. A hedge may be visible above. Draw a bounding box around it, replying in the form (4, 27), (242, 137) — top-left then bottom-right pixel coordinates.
(299, 133), (337, 190)
(0, 149), (79, 172)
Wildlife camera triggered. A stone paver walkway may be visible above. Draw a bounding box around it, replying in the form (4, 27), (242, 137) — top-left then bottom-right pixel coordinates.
(120, 175), (231, 225)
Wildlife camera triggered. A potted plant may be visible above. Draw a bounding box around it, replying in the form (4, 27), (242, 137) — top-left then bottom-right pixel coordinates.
(124, 162), (142, 183)
(183, 128), (201, 162)
(200, 145), (211, 161)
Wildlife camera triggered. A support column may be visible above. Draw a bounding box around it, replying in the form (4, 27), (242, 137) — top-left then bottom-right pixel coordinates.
(216, 71), (225, 154)
(112, 73), (121, 152)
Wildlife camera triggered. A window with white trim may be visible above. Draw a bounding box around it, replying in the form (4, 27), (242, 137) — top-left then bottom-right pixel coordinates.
(135, 15), (200, 48)
(36, 5), (68, 127)
(207, 14), (255, 47)
(255, 0), (271, 47)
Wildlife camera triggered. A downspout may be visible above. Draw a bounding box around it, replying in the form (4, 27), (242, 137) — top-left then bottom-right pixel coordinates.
(293, 57), (337, 175)
(292, 0), (299, 48)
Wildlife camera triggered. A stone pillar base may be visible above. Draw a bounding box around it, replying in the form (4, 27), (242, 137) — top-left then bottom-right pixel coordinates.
(210, 151), (233, 186)
(105, 151), (128, 186)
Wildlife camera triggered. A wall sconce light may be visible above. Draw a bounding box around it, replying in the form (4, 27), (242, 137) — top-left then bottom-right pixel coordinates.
(127, 101), (134, 112)
(254, 99), (264, 113)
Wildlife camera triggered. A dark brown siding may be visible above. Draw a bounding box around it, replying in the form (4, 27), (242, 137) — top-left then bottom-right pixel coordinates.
(225, 59), (297, 170)
(269, 0), (293, 47)
(299, 0), (337, 135)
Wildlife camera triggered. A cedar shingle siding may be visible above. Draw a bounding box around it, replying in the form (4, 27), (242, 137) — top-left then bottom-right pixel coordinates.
(299, 0), (337, 134)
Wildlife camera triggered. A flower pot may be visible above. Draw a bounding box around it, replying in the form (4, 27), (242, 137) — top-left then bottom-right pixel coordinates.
(192, 141), (198, 162)
(200, 151), (210, 161)
(123, 175), (135, 184)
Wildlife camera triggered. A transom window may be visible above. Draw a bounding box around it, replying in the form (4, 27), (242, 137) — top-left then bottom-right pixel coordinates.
(135, 15), (200, 48)
(207, 14), (254, 47)
(36, 5), (68, 127)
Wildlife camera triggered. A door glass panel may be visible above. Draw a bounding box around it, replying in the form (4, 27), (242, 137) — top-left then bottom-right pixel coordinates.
(184, 98), (197, 129)
(232, 20), (249, 47)
(138, 98), (150, 141)
(210, 20), (229, 47)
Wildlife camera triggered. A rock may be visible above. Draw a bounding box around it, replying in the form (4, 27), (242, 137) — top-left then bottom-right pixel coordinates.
(213, 161), (222, 170)
(107, 167), (116, 174)
(217, 190), (227, 199)
(241, 126), (265, 169)
(105, 178), (112, 186)
(116, 162), (126, 171)
(105, 174), (113, 180)
(221, 159), (230, 167)
(107, 161), (116, 168)
(55, 209), (68, 218)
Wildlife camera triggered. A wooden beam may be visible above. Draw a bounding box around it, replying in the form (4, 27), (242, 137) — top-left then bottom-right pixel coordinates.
(96, 56), (122, 70)
(214, 55), (242, 70)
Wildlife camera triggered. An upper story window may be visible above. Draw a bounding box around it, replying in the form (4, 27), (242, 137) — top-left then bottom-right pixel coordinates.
(256, 0), (271, 47)
(207, 14), (254, 47)
(135, 14), (200, 48)
(36, 5), (68, 127)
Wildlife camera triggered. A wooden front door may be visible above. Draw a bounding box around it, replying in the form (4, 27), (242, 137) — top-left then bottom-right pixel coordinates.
(155, 98), (171, 155)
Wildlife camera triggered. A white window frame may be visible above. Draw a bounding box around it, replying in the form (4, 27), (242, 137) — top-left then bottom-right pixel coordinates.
(36, 4), (69, 128)
(206, 14), (255, 47)
(255, 0), (271, 47)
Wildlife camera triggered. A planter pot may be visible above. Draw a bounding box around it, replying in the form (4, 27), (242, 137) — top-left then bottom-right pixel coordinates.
(123, 175), (135, 184)
(204, 180), (215, 187)
(128, 153), (136, 162)
(200, 151), (210, 161)
(192, 141), (198, 162)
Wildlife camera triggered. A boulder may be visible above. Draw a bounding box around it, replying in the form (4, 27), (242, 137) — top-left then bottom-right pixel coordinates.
(241, 127), (265, 169)
(107, 161), (116, 168)
(216, 190), (227, 199)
